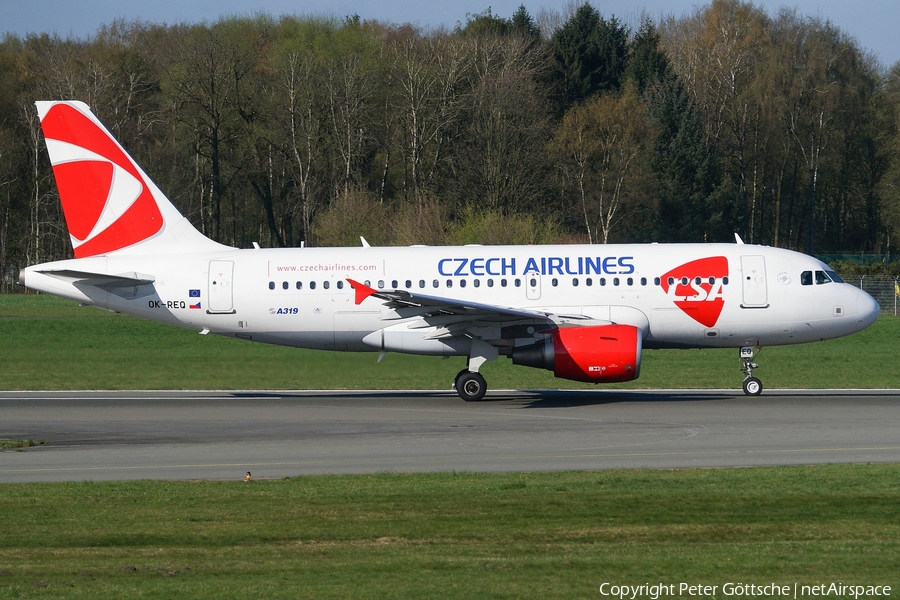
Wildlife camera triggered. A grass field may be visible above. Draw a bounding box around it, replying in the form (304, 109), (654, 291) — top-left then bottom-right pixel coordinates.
(1, 294), (898, 391)
(0, 465), (897, 598)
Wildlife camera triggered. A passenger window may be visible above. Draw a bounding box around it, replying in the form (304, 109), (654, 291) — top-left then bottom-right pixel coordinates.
(446, 279), (452, 288)
(530, 278), (537, 287)
(337, 281), (343, 290)
(323, 281), (330, 290)
(487, 279), (494, 288)
(723, 276), (729, 285)
(310, 281), (316, 290)
(405, 280), (412, 288)
(501, 279), (508, 287)
(268, 281), (275, 290)
(654, 277), (661, 286)
(551, 278), (558, 287)
(282, 281), (289, 290)
(572, 278), (578, 287)
(296, 281), (303, 290)
(600, 278), (606, 286)
(460, 280), (466, 288)
(391, 280), (398, 288)
(627, 277), (634, 286)
(586, 278), (593, 286)
(641, 277), (647, 286)
(681, 277), (688, 286)
(667, 277), (674, 286)
(419, 280), (426, 288)
(514, 279), (521, 287)
(364, 280), (371, 287)
(473, 279), (480, 288)
(378, 280), (385, 289)
(432, 279), (439, 288)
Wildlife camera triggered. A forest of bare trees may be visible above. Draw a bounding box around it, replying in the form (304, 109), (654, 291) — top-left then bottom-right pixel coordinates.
(2, 0), (900, 291)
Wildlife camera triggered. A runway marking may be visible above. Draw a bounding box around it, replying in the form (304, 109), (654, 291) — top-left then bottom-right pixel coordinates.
(4, 445), (900, 475)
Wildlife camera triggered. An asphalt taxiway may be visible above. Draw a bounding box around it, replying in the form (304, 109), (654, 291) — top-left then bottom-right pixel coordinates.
(1, 389), (898, 483)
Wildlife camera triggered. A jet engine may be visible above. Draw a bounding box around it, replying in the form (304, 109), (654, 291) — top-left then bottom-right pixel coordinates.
(511, 324), (642, 383)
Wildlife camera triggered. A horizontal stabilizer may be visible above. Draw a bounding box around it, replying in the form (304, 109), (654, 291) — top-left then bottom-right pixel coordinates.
(37, 269), (156, 287)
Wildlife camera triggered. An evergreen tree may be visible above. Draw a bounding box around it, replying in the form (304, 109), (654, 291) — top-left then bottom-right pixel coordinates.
(649, 75), (733, 242)
(548, 3), (628, 108)
(625, 20), (669, 95)
(511, 5), (541, 40)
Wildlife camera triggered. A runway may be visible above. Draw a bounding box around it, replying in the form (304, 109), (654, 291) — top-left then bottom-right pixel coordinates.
(2, 389), (899, 483)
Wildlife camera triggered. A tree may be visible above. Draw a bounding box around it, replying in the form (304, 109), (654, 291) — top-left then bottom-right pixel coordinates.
(550, 87), (651, 243)
(625, 20), (669, 95)
(455, 34), (551, 215)
(166, 21), (266, 243)
(648, 75), (733, 242)
(548, 3), (628, 109)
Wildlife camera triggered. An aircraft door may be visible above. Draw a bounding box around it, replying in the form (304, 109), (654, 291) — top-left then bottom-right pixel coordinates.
(740, 255), (768, 308)
(526, 274), (541, 300)
(208, 260), (235, 313)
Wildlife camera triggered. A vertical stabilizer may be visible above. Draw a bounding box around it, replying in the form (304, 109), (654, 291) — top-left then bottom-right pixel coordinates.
(36, 101), (229, 257)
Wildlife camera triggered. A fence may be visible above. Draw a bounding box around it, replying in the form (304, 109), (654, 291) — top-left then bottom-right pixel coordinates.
(842, 276), (900, 315)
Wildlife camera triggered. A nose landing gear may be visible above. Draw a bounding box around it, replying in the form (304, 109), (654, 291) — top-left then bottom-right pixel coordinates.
(740, 346), (762, 395)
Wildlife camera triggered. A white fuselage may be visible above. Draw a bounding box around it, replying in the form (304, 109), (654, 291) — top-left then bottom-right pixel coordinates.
(22, 242), (880, 354)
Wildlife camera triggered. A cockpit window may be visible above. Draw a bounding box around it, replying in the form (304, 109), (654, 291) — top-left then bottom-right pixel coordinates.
(815, 270), (832, 285)
(825, 270), (844, 283)
(801, 271), (813, 286)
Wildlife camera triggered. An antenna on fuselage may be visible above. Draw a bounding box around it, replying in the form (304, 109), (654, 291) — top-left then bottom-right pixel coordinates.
(360, 236), (371, 248)
(734, 233), (745, 245)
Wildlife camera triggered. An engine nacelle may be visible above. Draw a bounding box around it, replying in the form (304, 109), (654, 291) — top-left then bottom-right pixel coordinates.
(512, 324), (642, 383)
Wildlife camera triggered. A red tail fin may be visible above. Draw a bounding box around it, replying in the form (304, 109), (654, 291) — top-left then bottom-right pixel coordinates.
(37, 101), (224, 257)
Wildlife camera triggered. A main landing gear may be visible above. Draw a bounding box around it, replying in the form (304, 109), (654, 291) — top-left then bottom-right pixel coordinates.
(454, 369), (487, 402)
(740, 346), (762, 396)
(453, 340), (497, 401)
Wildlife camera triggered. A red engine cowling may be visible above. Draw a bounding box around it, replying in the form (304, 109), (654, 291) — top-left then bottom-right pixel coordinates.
(512, 324), (642, 383)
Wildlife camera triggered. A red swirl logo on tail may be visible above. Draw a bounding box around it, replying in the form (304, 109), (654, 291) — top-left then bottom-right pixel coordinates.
(41, 104), (163, 257)
(660, 256), (728, 327)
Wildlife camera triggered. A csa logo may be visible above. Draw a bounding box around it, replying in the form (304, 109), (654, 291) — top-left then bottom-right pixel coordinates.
(660, 256), (728, 327)
(40, 103), (163, 258)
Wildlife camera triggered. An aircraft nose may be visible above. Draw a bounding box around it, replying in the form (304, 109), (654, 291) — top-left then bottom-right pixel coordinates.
(856, 289), (879, 329)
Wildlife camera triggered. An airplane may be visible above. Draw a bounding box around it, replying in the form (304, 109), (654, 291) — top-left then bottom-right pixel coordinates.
(19, 101), (880, 400)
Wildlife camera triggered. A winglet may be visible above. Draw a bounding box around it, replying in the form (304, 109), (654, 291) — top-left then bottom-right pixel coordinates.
(347, 278), (377, 305)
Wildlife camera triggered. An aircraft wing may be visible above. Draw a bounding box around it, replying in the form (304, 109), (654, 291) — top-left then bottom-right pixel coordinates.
(346, 278), (591, 327)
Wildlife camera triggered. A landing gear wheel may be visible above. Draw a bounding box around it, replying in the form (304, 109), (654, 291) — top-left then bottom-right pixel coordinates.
(743, 377), (762, 396)
(453, 369), (470, 391)
(455, 371), (487, 401)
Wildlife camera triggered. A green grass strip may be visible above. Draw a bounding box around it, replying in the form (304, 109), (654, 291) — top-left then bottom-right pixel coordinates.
(2, 294), (898, 390)
(0, 465), (897, 598)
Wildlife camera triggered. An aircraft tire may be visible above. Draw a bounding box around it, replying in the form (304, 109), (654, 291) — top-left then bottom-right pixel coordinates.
(453, 369), (470, 391)
(456, 371), (487, 401)
(742, 377), (763, 396)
